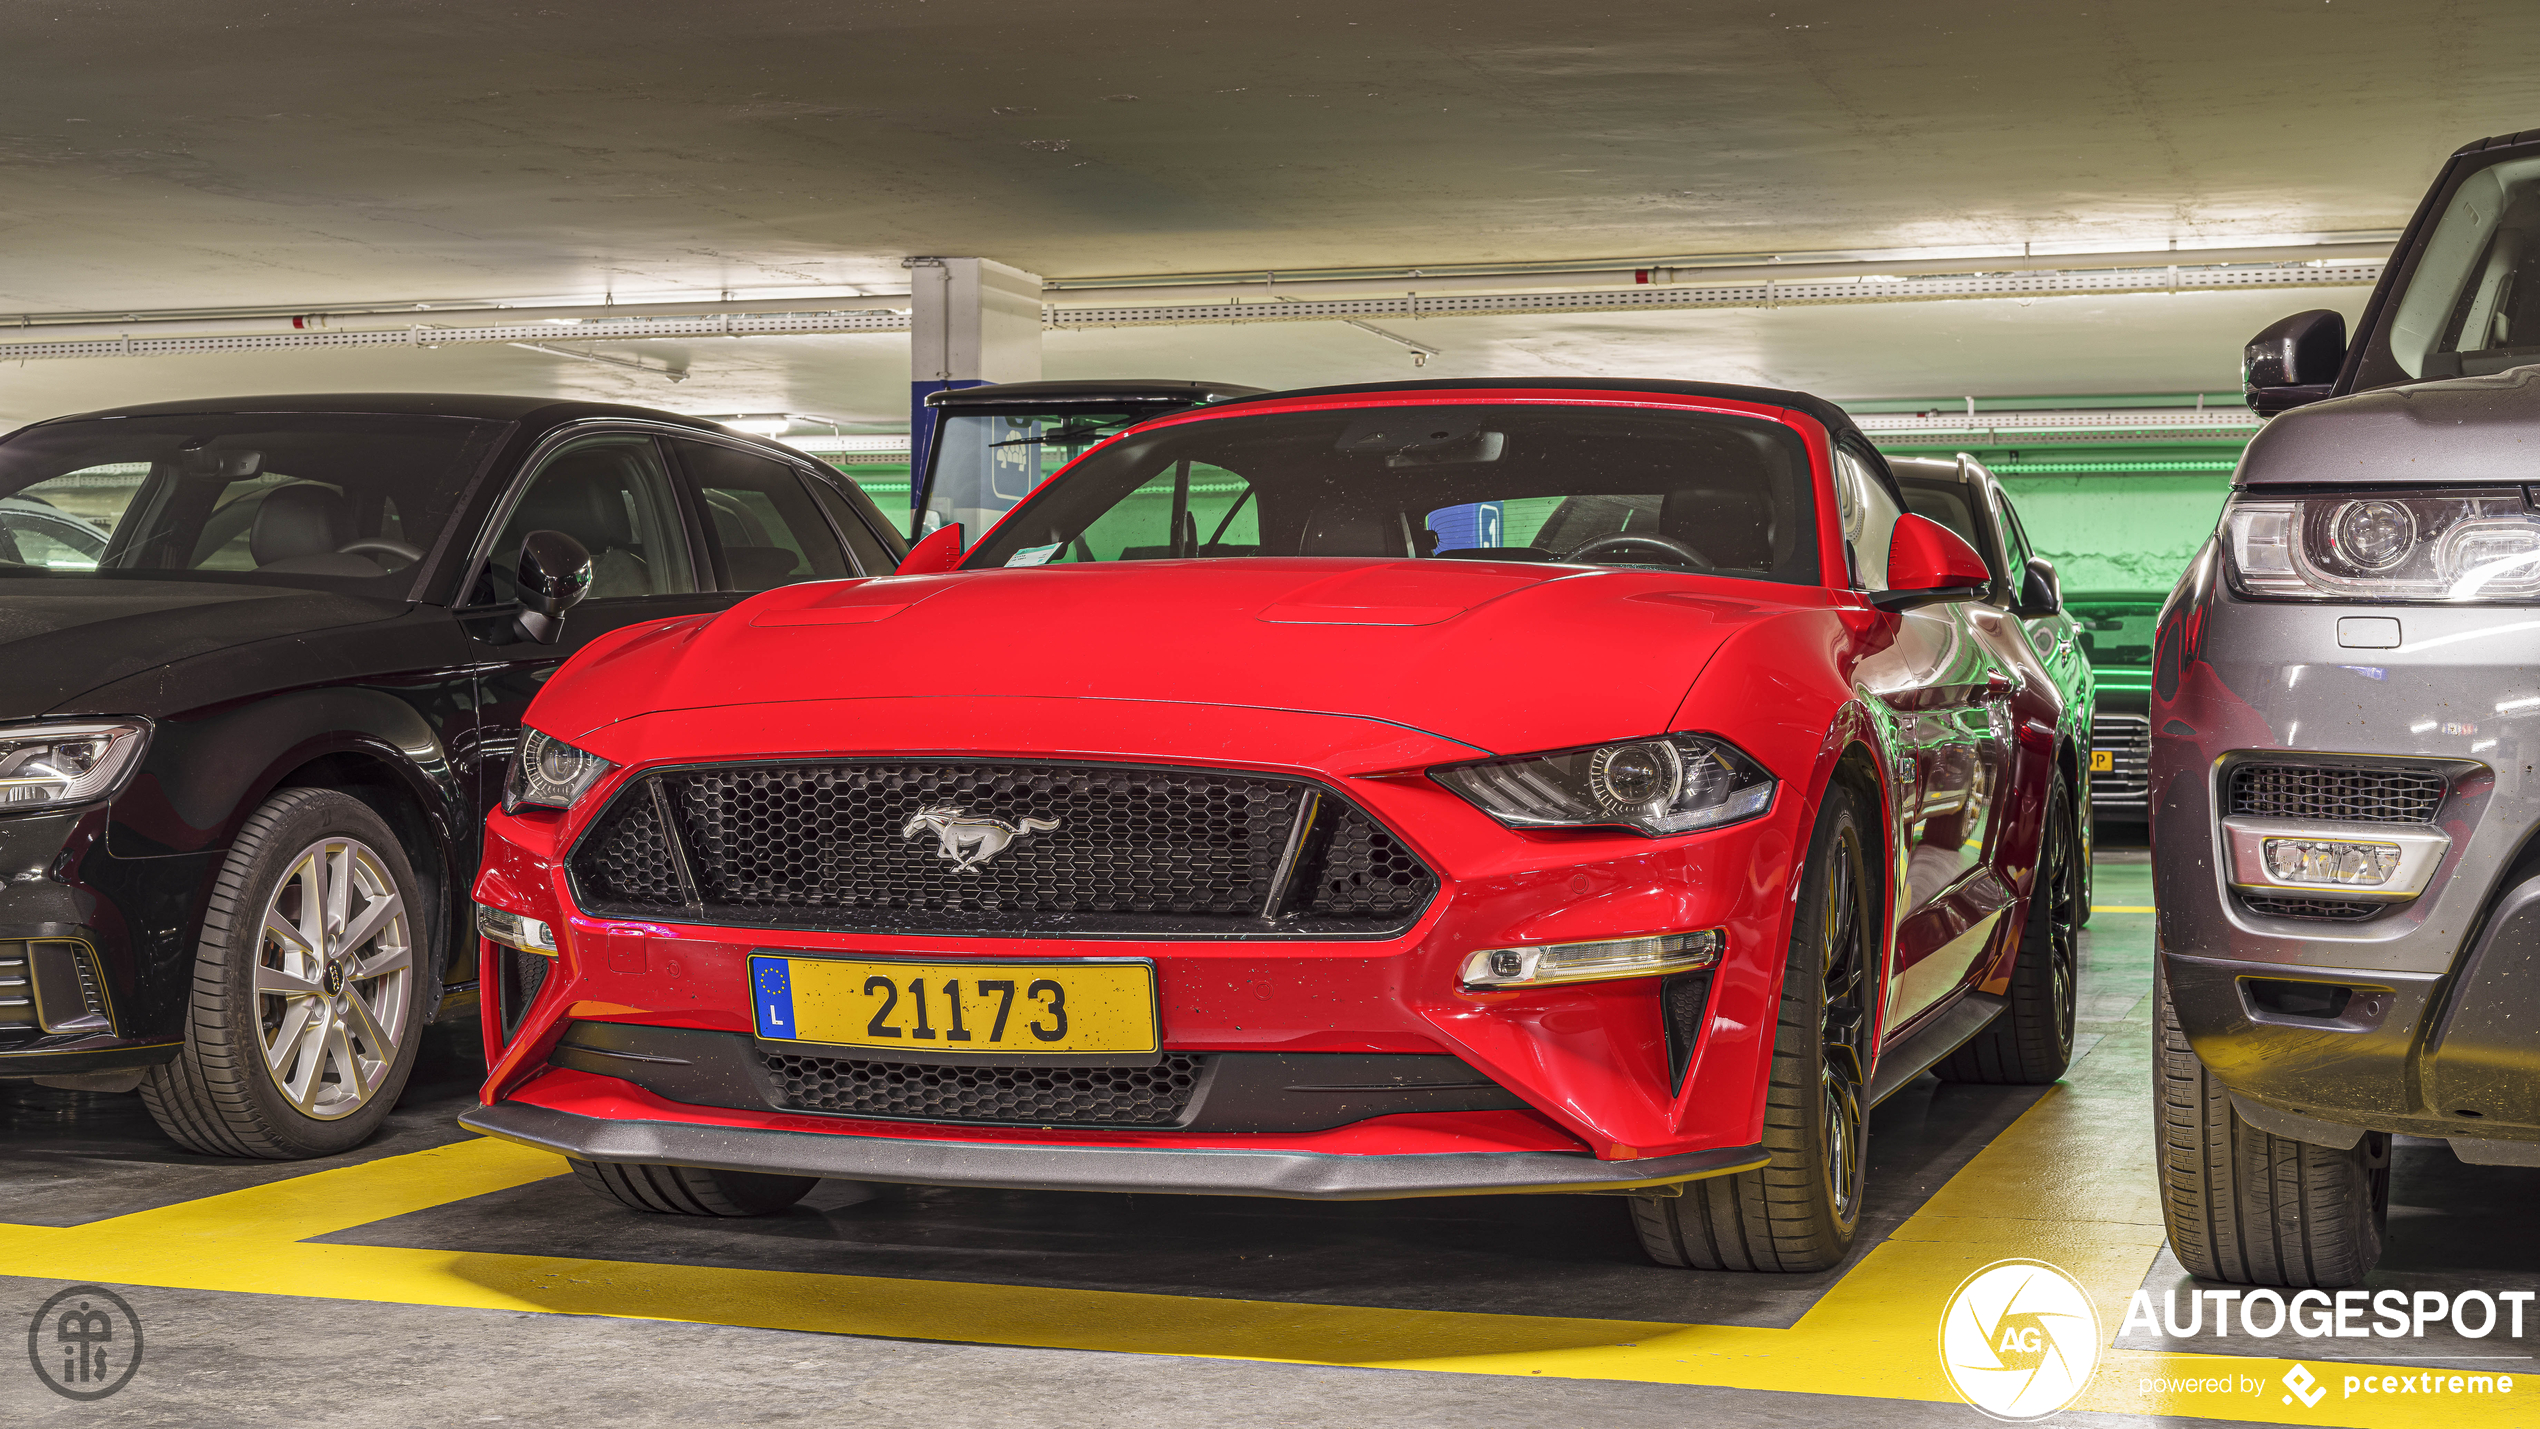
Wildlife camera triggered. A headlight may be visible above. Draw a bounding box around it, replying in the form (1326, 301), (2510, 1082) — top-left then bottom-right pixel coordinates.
(1433, 733), (1775, 836)
(501, 728), (615, 813)
(0, 720), (150, 812)
(2223, 490), (2540, 601)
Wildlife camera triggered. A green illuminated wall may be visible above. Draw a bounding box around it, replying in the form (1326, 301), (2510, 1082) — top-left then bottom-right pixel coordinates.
(1873, 441), (2244, 597)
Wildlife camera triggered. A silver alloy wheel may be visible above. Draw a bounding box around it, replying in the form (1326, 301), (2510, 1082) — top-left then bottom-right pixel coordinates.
(252, 836), (413, 1120)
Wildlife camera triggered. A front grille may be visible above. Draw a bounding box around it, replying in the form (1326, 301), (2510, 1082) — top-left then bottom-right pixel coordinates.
(2091, 714), (2152, 803)
(570, 761), (1439, 936)
(2239, 894), (2386, 922)
(763, 1050), (1207, 1125)
(2228, 763), (2448, 825)
(0, 941), (109, 1034)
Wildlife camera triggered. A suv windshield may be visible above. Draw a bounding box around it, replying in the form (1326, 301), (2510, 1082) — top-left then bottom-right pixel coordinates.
(2356, 149), (2540, 387)
(961, 403), (1820, 585)
(0, 414), (506, 591)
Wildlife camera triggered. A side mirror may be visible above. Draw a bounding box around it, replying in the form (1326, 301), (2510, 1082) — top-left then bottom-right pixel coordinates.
(2244, 309), (2347, 415)
(895, 522), (965, 576)
(514, 530), (593, 645)
(2014, 556), (2062, 617)
(1869, 513), (1991, 612)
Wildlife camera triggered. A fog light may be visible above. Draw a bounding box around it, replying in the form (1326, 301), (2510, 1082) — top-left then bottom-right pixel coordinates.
(1461, 930), (1722, 989)
(476, 903), (557, 957)
(2262, 837), (2403, 887)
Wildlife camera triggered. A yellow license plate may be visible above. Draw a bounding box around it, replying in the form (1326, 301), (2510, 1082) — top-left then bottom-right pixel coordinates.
(2090, 750), (2115, 772)
(750, 955), (1159, 1054)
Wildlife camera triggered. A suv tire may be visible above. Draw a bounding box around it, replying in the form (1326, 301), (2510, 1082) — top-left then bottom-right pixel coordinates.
(141, 788), (433, 1159)
(570, 1159), (819, 1216)
(2154, 957), (2388, 1287)
(1936, 779), (2080, 1085)
(1631, 786), (1873, 1272)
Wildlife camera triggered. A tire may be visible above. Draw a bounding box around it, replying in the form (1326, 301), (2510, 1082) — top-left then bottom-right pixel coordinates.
(569, 1158), (819, 1216)
(1935, 778), (2080, 1085)
(2076, 776), (2095, 928)
(2153, 956), (2388, 1287)
(1631, 785), (1874, 1273)
(141, 788), (434, 1159)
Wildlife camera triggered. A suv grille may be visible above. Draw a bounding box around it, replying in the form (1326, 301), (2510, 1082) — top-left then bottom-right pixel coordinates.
(763, 1050), (1207, 1126)
(2238, 895), (2385, 922)
(570, 761), (1437, 936)
(2227, 763), (2447, 825)
(2090, 714), (2151, 804)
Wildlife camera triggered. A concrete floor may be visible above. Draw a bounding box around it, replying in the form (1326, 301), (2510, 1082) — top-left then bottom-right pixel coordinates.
(1, 854), (2518, 1428)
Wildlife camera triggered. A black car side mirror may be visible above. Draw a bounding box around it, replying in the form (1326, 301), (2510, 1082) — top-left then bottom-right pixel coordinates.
(2243, 309), (2347, 415)
(514, 530), (593, 644)
(2014, 556), (2062, 618)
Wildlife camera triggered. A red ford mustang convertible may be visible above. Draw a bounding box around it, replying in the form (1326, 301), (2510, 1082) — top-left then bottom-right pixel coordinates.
(465, 378), (2084, 1272)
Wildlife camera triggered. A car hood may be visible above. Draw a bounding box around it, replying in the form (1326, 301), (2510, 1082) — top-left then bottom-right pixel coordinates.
(0, 579), (407, 715)
(2245, 364), (2540, 487)
(540, 558), (1826, 756)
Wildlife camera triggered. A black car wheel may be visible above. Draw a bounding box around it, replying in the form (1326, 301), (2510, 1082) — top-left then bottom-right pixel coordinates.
(1935, 778), (2080, 1085)
(140, 789), (433, 1159)
(569, 1158), (819, 1217)
(1631, 785), (1873, 1272)
(2153, 957), (2388, 1287)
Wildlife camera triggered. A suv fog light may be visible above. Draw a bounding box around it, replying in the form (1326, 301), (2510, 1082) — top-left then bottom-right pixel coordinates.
(476, 903), (557, 957)
(2263, 837), (2402, 887)
(1461, 930), (1722, 989)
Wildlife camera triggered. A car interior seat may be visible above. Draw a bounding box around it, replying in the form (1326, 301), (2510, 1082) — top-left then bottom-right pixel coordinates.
(502, 454), (655, 598)
(1661, 482), (1777, 573)
(249, 483), (388, 577)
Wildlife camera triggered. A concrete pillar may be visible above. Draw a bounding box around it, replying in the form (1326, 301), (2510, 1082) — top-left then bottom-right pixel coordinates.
(907, 256), (1043, 532)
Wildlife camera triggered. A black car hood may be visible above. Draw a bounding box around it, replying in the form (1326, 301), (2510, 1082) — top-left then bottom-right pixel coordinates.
(0, 579), (408, 716)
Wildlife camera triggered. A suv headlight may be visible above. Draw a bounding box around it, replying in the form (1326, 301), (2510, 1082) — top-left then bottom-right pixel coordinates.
(502, 728), (615, 813)
(0, 720), (150, 812)
(2223, 489), (2540, 601)
(1433, 733), (1775, 836)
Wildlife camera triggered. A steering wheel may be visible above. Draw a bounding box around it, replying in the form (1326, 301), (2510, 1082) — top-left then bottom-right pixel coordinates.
(338, 537), (426, 563)
(1565, 532), (1716, 570)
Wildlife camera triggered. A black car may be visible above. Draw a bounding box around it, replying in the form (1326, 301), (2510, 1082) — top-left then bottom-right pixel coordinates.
(0, 393), (906, 1157)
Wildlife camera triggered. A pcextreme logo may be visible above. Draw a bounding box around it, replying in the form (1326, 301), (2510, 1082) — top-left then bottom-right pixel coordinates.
(1939, 1258), (2101, 1422)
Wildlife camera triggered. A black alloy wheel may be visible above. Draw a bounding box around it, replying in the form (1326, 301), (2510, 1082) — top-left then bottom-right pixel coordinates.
(1631, 785), (1876, 1272)
(1936, 778), (2080, 1085)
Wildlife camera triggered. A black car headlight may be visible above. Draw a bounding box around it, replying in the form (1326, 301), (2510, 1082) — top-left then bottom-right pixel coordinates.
(1433, 733), (1775, 836)
(0, 720), (150, 812)
(502, 728), (616, 813)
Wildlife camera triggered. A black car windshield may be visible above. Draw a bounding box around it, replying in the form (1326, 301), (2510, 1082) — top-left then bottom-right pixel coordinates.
(0, 414), (508, 591)
(960, 403), (1821, 585)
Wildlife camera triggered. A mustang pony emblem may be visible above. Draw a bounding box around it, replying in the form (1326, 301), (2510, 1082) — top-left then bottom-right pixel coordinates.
(901, 805), (1060, 872)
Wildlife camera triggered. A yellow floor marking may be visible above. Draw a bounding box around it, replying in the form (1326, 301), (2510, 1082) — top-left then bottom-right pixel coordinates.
(1, 1019), (2517, 1422)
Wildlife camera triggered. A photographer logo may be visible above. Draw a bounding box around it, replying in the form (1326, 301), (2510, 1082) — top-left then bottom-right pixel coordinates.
(1940, 1259), (2100, 1421)
(25, 1285), (143, 1402)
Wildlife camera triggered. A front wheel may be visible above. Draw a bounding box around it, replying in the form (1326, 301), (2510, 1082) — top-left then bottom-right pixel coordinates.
(141, 788), (432, 1159)
(1631, 785), (1875, 1272)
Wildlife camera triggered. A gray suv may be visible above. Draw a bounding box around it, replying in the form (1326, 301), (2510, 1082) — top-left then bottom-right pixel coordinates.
(2152, 128), (2540, 1287)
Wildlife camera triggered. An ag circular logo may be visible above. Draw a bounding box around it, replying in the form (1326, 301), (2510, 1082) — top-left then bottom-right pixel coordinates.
(26, 1284), (143, 1401)
(1938, 1259), (2099, 1421)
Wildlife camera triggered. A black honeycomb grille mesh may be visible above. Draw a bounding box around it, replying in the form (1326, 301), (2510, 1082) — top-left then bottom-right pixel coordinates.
(2238, 894), (2386, 922)
(763, 1050), (1206, 1125)
(567, 761), (1436, 935)
(2228, 764), (2447, 825)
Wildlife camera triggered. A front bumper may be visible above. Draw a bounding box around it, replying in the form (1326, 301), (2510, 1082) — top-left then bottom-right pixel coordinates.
(0, 805), (211, 1076)
(461, 1099), (1767, 1199)
(2152, 548), (2540, 1142)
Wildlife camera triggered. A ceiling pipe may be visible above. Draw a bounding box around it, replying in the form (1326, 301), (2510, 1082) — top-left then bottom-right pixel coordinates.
(0, 291), (913, 342)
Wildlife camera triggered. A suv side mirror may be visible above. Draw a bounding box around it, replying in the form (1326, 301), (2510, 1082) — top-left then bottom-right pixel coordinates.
(2014, 556), (2062, 617)
(895, 522), (965, 576)
(514, 530), (593, 644)
(2244, 309), (2347, 415)
(1869, 513), (1991, 611)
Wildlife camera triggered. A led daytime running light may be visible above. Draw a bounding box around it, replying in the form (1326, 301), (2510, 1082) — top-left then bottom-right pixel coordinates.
(1460, 930), (1723, 989)
(475, 903), (557, 957)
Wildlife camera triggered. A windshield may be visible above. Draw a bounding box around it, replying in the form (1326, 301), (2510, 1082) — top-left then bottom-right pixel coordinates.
(2356, 150), (2540, 387)
(961, 403), (1821, 585)
(0, 414), (506, 592)
(2066, 596), (2163, 669)
(920, 411), (1144, 540)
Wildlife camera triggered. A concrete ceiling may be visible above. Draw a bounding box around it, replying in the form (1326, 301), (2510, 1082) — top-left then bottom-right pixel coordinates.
(0, 0), (2527, 423)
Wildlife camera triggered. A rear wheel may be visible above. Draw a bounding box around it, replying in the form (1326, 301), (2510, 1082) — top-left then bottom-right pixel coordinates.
(569, 1158), (819, 1217)
(1936, 778), (2080, 1085)
(1631, 786), (1874, 1272)
(2153, 958), (2388, 1287)
(141, 789), (431, 1159)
